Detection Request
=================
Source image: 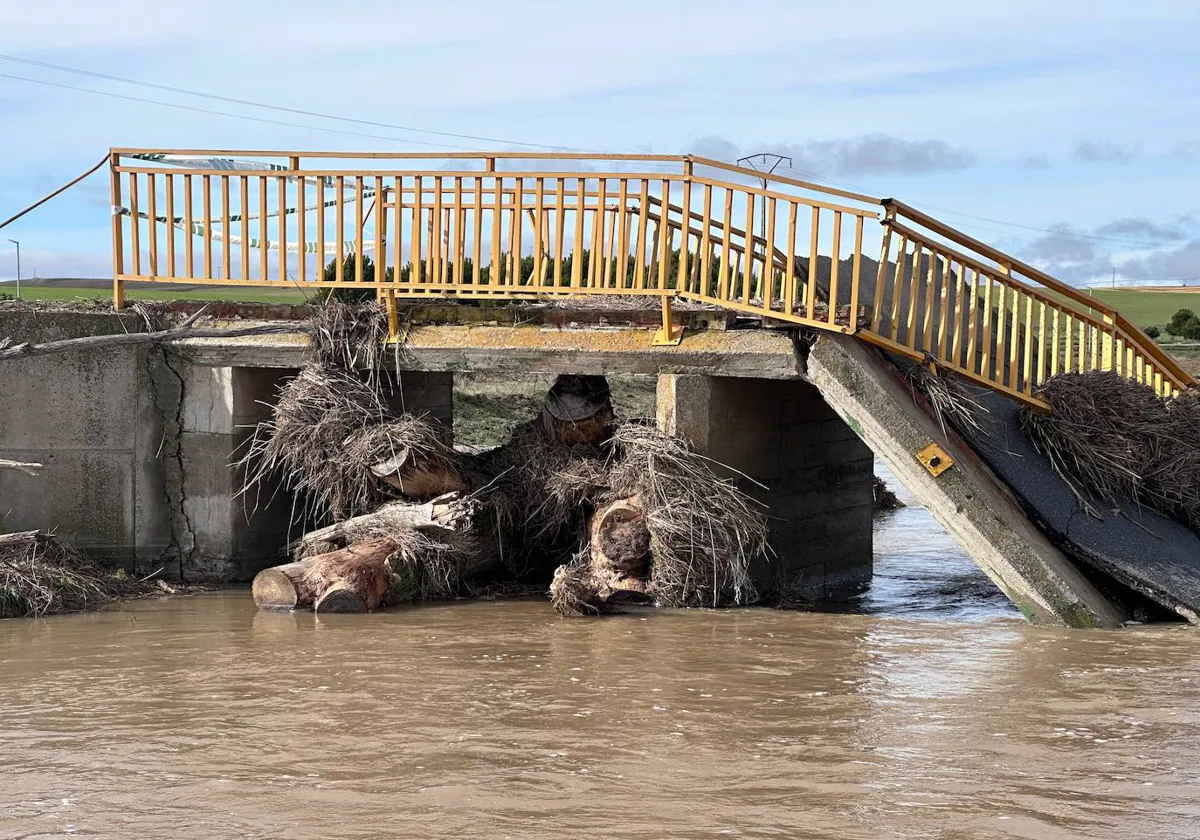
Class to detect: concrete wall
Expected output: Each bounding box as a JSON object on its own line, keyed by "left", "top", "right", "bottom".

{"left": 0, "top": 310, "right": 454, "bottom": 581}
{"left": 657, "top": 374, "right": 874, "bottom": 602}
{"left": 174, "top": 364, "right": 299, "bottom": 580}
{"left": 0, "top": 311, "right": 167, "bottom": 567}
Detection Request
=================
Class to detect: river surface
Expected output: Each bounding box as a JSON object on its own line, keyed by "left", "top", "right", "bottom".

{"left": 3, "top": 463, "right": 1200, "bottom": 839}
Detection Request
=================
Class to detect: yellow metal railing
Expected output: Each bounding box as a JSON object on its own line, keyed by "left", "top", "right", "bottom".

{"left": 865, "top": 201, "right": 1195, "bottom": 404}
{"left": 108, "top": 149, "right": 1194, "bottom": 408}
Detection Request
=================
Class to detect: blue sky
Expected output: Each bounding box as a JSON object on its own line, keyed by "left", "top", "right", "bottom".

{"left": 0, "top": 0, "right": 1197, "bottom": 285}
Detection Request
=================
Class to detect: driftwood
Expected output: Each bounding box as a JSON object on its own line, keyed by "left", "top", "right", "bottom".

{"left": 251, "top": 560, "right": 312, "bottom": 610}
{"left": 0, "top": 305, "right": 307, "bottom": 362}
{"left": 0, "top": 459, "right": 43, "bottom": 476}
{"left": 540, "top": 374, "right": 615, "bottom": 446}
{"left": 370, "top": 449, "right": 469, "bottom": 499}
{"left": 588, "top": 497, "right": 651, "bottom": 596}
{"left": 0, "top": 529, "right": 42, "bottom": 549}
{"left": 290, "top": 493, "right": 469, "bottom": 557}
{"left": 253, "top": 538, "right": 396, "bottom": 612}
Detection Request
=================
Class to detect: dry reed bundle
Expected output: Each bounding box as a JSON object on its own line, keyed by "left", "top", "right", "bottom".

{"left": 309, "top": 300, "right": 388, "bottom": 376}
{"left": 606, "top": 423, "right": 767, "bottom": 608}
{"left": 241, "top": 363, "right": 390, "bottom": 523}
{"left": 480, "top": 420, "right": 609, "bottom": 556}
{"left": 548, "top": 553, "right": 613, "bottom": 617}
{"left": 906, "top": 364, "right": 991, "bottom": 438}
{"left": 0, "top": 531, "right": 115, "bottom": 617}
{"left": 1163, "top": 390, "right": 1200, "bottom": 532}
{"left": 1023, "top": 371, "right": 1200, "bottom": 531}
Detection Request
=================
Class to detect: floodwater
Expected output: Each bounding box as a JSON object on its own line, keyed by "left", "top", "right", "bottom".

{"left": 3, "top": 464, "right": 1200, "bottom": 839}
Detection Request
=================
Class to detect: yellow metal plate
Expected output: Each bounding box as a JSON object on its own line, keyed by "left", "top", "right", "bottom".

{"left": 651, "top": 325, "right": 684, "bottom": 346}
{"left": 916, "top": 443, "right": 953, "bottom": 477}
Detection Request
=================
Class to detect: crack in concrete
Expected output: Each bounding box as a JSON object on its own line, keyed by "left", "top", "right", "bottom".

{"left": 147, "top": 345, "right": 196, "bottom": 581}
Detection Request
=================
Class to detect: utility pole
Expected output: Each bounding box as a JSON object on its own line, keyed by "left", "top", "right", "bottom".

{"left": 1112, "top": 266, "right": 1116, "bottom": 291}
{"left": 6, "top": 239, "right": 19, "bottom": 300}
{"left": 736, "top": 153, "right": 791, "bottom": 251}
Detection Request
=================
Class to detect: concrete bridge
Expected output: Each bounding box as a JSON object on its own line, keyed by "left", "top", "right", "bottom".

{"left": 1, "top": 149, "right": 1197, "bottom": 627}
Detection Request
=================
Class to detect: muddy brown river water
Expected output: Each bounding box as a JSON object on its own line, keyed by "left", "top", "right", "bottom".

{"left": 3, "top": 465, "right": 1200, "bottom": 839}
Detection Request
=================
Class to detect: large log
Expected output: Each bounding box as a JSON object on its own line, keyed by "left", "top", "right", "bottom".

{"left": 588, "top": 497, "right": 652, "bottom": 597}
{"left": 251, "top": 560, "right": 312, "bottom": 610}
{"left": 305, "top": 538, "right": 395, "bottom": 613}
{"left": 541, "top": 374, "right": 615, "bottom": 446}
{"left": 370, "top": 449, "right": 468, "bottom": 500}
{"left": 252, "top": 538, "right": 396, "bottom": 612}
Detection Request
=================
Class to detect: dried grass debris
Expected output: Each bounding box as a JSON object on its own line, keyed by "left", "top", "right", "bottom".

{"left": 309, "top": 300, "right": 388, "bottom": 376}
{"left": 241, "top": 363, "right": 391, "bottom": 523}
{"left": 1023, "top": 371, "right": 1200, "bottom": 531}
{"left": 0, "top": 531, "right": 122, "bottom": 618}
{"left": 606, "top": 423, "right": 768, "bottom": 609}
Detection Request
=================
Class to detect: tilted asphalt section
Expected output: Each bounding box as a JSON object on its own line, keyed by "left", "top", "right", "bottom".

{"left": 957, "top": 391, "right": 1200, "bottom": 622}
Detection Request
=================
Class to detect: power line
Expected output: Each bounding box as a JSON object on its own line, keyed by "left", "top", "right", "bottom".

{"left": 1, "top": 54, "right": 1190, "bottom": 254}
{"left": 0, "top": 72, "right": 480, "bottom": 150}
{"left": 0, "top": 53, "right": 582, "bottom": 152}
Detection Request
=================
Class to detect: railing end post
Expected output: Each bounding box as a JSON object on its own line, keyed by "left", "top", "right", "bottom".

{"left": 384, "top": 289, "right": 400, "bottom": 342}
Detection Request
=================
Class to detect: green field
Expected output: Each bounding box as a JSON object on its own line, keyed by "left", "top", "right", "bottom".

{"left": 6, "top": 285, "right": 308, "bottom": 304}
{"left": 7, "top": 281, "right": 1200, "bottom": 333}
{"left": 1077, "top": 289, "right": 1200, "bottom": 330}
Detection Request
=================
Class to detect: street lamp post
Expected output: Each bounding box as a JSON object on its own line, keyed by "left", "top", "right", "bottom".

{"left": 6, "top": 239, "right": 19, "bottom": 300}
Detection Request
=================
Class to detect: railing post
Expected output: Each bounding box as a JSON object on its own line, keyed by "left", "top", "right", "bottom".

{"left": 290, "top": 156, "right": 304, "bottom": 285}
{"left": 1102, "top": 314, "right": 1115, "bottom": 372}
{"left": 109, "top": 152, "right": 125, "bottom": 310}
{"left": 385, "top": 289, "right": 400, "bottom": 342}
{"left": 652, "top": 294, "right": 684, "bottom": 346}
{"left": 679, "top": 159, "right": 692, "bottom": 294}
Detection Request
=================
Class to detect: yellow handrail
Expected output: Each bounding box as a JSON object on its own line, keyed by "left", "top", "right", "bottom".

{"left": 109, "top": 149, "right": 1194, "bottom": 408}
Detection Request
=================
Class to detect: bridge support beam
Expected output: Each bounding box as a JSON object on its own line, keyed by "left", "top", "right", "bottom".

{"left": 804, "top": 332, "right": 1126, "bottom": 628}
{"left": 656, "top": 373, "right": 875, "bottom": 602}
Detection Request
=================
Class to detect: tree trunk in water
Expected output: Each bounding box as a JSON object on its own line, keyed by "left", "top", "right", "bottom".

{"left": 252, "top": 538, "right": 396, "bottom": 612}
{"left": 314, "top": 582, "right": 369, "bottom": 613}
{"left": 588, "top": 497, "right": 652, "bottom": 598}
{"left": 251, "top": 561, "right": 312, "bottom": 610}
{"left": 541, "top": 374, "right": 615, "bottom": 446}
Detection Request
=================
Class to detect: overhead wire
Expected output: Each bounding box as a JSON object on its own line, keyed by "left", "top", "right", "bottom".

{"left": 0, "top": 72, "right": 483, "bottom": 150}
{"left": 0, "top": 53, "right": 584, "bottom": 152}
{"left": 0, "top": 56, "right": 1192, "bottom": 264}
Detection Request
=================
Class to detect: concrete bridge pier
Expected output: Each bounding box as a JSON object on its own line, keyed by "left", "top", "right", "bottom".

{"left": 656, "top": 374, "right": 876, "bottom": 602}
